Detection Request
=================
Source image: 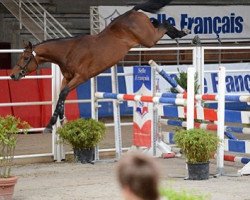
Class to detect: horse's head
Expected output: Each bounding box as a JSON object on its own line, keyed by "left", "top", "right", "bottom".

{"left": 10, "top": 41, "right": 38, "bottom": 81}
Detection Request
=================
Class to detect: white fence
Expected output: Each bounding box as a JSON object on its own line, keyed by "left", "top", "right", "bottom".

{"left": 0, "top": 46, "right": 250, "bottom": 162}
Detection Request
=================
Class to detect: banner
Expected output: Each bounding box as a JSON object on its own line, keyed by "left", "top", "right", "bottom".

{"left": 98, "top": 6, "right": 250, "bottom": 42}
{"left": 133, "top": 66, "right": 153, "bottom": 147}
{"left": 125, "top": 63, "right": 250, "bottom": 95}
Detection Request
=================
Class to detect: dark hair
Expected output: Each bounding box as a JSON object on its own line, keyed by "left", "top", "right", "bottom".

{"left": 117, "top": 153, "right": 160, "bottom": 200}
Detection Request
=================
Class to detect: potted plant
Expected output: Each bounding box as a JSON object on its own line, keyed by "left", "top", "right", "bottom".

{"left": 174, "top": 128, "right": 219, "bottom": 180}
{"left": 0, "top": 115, "right": 29, "bottom": 200}
{"left": 57, "top": 118, "right": 106, "bottom": 164}
{"left": 170, "top": 68, "right": 199, "bottom": 94}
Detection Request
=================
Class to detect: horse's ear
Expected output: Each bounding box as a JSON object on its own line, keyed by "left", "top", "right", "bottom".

{"left": 23, "top": 40, "right": 33, "bottom": 49}
{"left": 28, "top": 41, "right": 33, "bottom": 49}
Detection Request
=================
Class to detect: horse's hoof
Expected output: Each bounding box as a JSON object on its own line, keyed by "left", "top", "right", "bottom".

{"left": 43, "top": 127, "right": 53, "bottom": 134}
{"left": 182, "top": 28, "right": 191, "bottom": 35}
{"left": 178, "top": 28, "right": 190, "bottom": 38}
{"left": 60, "top": 117, "right": 68, "bottom": 126}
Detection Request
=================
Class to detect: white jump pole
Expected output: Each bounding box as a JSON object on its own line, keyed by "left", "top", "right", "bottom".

{"left": 111, "top": 65, "right": 122, "bottom": 159}
{"left": 91, "top": 76, "right": 100, "bottom": 160}
{"left": 56, "top": 64, "right": 64, "bottom": 162}
{"left": 51, "top": 63, "right": 56, "bottom": 160}
{"left": 216, "top": 66, "right": 226, "bottom": 175}
{"left": 51, "top": 63, "right": 63, "bottom": 162}
{"left": 186, "top": 67, "right": 195, "bottom": 130}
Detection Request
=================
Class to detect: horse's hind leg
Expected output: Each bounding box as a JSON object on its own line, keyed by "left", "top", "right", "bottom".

{"left": 161, "top": 21, "right": 190, "bottom": 39}
{"left": 150, "top": 18, "right": 160, "bottom": 28}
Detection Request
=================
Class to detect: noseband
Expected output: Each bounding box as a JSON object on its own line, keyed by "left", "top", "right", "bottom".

{"left": 17, "top": 50, "right": 38, "bottom": 77}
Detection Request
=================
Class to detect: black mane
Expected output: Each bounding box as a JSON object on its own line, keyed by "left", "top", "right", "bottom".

{"left": 34, "top": 34, "right": 84, "bottom": 47}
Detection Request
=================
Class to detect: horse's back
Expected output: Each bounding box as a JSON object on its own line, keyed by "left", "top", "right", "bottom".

{"left": 108, "top": 10, "right": 151, "bottom": 32}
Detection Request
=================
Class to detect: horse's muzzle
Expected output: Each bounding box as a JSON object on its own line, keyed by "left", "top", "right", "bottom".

{"left": 10, "top": 74, "right": 21, "bottom": 81}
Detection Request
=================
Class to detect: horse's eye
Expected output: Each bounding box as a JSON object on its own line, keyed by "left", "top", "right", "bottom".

{"left": 24, "top": 57, "right": 29, "bottom": 61}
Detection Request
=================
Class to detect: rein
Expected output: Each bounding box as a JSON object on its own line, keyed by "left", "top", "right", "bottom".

{"left": 17, "top": 50, "right": 39, "bottom": 76}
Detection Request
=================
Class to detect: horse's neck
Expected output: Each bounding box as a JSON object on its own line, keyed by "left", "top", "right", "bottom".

{"left": 35, "top": 41, "right": 66, "bottom": 65}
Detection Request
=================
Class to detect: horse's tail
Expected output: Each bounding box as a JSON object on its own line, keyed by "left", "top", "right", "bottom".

{"left": 133, "top": 0, "right": 173, "bottom": 13}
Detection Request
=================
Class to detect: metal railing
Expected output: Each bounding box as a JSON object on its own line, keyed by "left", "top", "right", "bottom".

{"left": 0, "top": 0, "right": 72, "bottom": 41}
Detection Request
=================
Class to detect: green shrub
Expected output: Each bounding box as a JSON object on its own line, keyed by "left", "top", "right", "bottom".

{"left": 174, "top": 128, "right": 219, "bottom": 164}
{"left": 160, "top": 187, "right": 208, "bottom": 200}
{"left": 57, "top": 118, "right": 106, "bottom": 149}
{"left": 0, "top": 115, "right": 30, "bottom": 178}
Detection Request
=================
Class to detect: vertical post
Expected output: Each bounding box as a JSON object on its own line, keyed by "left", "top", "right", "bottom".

{"left": 152, "top": 66, "right": 157, "bottom": 156}
{"left": 176, "top": 39, "right": 180, "bottom": 65}
{"left": 51, "top": 63, "right": 56, "bottom": 160}
{"left": 195, "top": 47, "right": 204, "bottom": 94}
{"left": 90, "top": 5, "right": 100, "bottom": 161}
{"left": 200, "top": 47, "right": 205, "bottom": 94}
{"left": 19, "top": 0, "right": 22, "bottom": 30}
{"left": 51, "top": 64, "right": 63, "bottom": 162}
{"left": 44, "top": 11, "right": 47, "bottom": 40}
{"left": 217, "top": 35, "right": 222, "bottom": 64}
{"left": 192, "top": 36, "right": 203, "bottom": 95}
{"left": 91, "top": 77, "right": 99, "bottom": 160}
{"left": 217, "top": 66, "right": 226, "bottom": 175}
{"left": 111, "top": 65, "right": 122, "bottom": 159}
{"left": 186, "top": 67, "right": 195, "bottom": 130}
{"left": 56, "top": 67, "right": 64, "bottom": 161}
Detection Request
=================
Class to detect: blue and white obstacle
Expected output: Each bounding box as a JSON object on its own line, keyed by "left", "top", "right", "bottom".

{"left": 151, "top": 61, "right": 250, "bottom": 175}
{"left": 149, "top": 60, "right": 186, "bottom": 93}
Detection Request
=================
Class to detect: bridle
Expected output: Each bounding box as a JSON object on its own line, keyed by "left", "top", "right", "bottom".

{"left": 16, "top": 50, "right": 38, "bottom": 77}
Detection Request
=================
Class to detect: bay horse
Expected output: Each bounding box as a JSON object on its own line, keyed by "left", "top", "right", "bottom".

{"left": 10, "top": 0, "right": 189, "bottom": 133}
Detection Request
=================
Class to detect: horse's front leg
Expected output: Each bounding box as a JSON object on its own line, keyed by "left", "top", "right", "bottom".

{"left": 43, "top": 74, "right": 82, "bottom": 133}
{"left": 44, "top": 85, "right": 70, "bottom": 133}
{"left": 58, "top": 78, "right": 69, "bottom": 125}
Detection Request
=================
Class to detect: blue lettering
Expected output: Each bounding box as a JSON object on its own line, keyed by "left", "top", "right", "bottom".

{"left": 204, "top": 78, "right": 208, "bottom": 93}
{"left": 244, "top": 75, "right": 250, "bottom": 92}
{"left": 235, "top": 16, "right": 243, "bottom": 33}
{"left": 230, "top": 13, "right": 235, "bottom": 33}
{"left": 211, "top": 73, "right": 218, "bottom": 93}
{"left": 180, "top": 14, "right": 188, "bottom": 30}
{"left": 203, "top": 17, "right": 213, "bottom": 34}
{"left": 194, "top": 17, "right": 203, "bottom": 34}
{"left": 178, "top": 13, "right": 244, "bottom": 35}
{"left": 213, "top": 17, "right": 222, "bottom": 34}
{"left": 157, "top": 14, "right": 176, "bottom": 25}
{"left": 226, "top": 76, "right": 235, "bottom": 92}
{"left": 168, "top": 17, "right": 176, "bottom": 26}
{"left": 234, "top": 75, "right": 244, "bottom": 92}
{"left": 161, "top": 14, "right": 167, "bottom": 22}
{"left": 222, "top": 16, "right": 230, "bottom": 33}
{"left": 157, "top": 14, "right": 161, "bottom": 23}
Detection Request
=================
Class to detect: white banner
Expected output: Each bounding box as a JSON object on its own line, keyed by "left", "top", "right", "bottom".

{"left": 98, "top": 6, "right": 250, "bottom": 41}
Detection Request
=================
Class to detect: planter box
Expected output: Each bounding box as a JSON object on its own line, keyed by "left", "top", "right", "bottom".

{"left": 187, "top": 162, "right": 209, "bottom": 180}
{"left": 73, "top": 148, "right": 95, "bottom": 164}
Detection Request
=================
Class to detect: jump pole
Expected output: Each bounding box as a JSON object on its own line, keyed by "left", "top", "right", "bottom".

{"left": 111, "top": 65, "right": 122, "bottom": 159}
{"left": 216, "top": 66, "right": 226, "bottom": 175}
{"left": 148, "top": 60, "right": 185, "bottom": 93}
{"left": 186, "top": 67, "right": 195, "bottom": 130}
{"left": 91, "top": 75, "right": 100, "bottom": 160}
